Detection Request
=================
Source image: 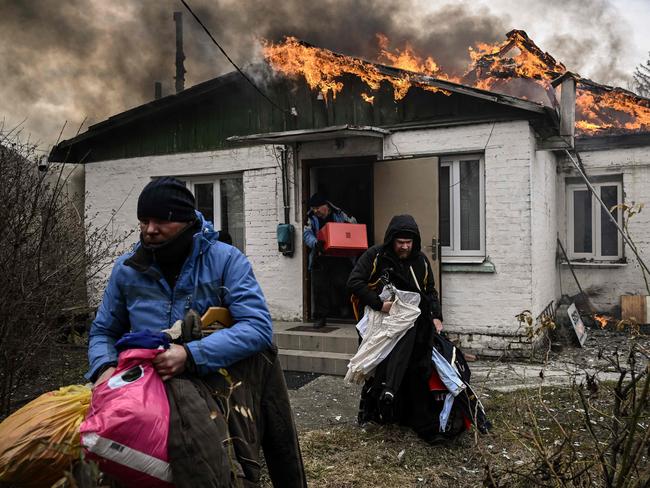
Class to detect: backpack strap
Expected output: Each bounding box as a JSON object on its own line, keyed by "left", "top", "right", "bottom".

{"left": 351, "top": 251, "right": 381, "bottom": 321}
{"left": 408, "top": 265, "right": 422, "bottom": 292}
{"left": 422, "top": 256, "right": 429, "bottom": 290}
{"left": 408, "top": 256, "right": 430, "bottom": 293}
{"left": 367, "top": 252, "right": 381, "bottom": 290}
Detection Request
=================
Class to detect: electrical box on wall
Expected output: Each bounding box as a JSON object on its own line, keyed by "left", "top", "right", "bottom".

{"left": 276, "top": 223, "right": 295, "bottom": 257}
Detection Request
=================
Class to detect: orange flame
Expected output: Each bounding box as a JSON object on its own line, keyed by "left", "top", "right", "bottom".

{"left": 576, "top": 87, "right": 650, "bottom": 134}
{"left": 262, "top": 31, "right": 650, "bottom": 136}
{"left": 593, "top": 314, "right": 611, "bottom": 329}
{"left": 376, "top": 33, "right": 448, "bottom": 78}
{"left": 263, "top": 36, "right": 445, "bottom": 101}
{"left": 360, "top": 93, "right": 375, "bottom": 104}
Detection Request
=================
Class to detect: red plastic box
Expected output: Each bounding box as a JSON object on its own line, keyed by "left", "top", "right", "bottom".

{"left": 317, "top": 223, "right": 368, "bottom": 257}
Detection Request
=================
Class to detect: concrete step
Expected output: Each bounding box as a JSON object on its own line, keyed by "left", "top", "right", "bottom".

{"left": 273, "top": 321, "right": 358, "bottom": 375}
{"left": 273, "top": 321, "right": 359, "bottom": 355}
{"left": 278, "top": 348, "right": 353, "bottom": 376}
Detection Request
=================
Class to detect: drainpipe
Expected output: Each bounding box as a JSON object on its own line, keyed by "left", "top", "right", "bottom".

{"left": 276, "top": 146, "right": 295, "bottom": 257}
{"left": 280, "top": 146, "right": 290, "bottom": 224}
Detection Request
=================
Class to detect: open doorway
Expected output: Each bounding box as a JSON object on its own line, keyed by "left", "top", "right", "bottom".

{"left": 301, "top": 154, "right": 441, "bottom": 324}
{"left": 303, "top": 156, "right": 375, "bottom": 324}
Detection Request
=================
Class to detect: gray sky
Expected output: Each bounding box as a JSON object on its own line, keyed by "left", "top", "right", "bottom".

{"left": 1, "top": 0, "right": 648, "bottom": 152}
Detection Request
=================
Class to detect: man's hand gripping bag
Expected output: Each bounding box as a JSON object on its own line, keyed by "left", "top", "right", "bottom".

{"left": 80, "top": 348, "right": 173, "bottom": 487}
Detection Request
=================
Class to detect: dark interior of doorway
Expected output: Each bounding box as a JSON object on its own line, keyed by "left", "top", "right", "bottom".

{"left": 305, "top": 156, "right": 375, "bottom": 323}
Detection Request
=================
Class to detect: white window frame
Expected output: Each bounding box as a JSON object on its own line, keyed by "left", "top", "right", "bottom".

{"left": 440, "top": 155, "right": 485, "bottom": 262}
{"left": 566, "top": 180, "right": 623, "bottom": 261}
{"left": 183, "top": 177, "right": 223, "bottom": 229}
{"left": 174, "top": 173, "right": 245, "bottom": 252}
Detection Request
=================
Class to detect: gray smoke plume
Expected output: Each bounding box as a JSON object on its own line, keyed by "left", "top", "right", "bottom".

{"left": 0, "top": 0, "right": 636, "bottom": 148}
{"left": 513, "top": 0, "right": 631, "bottom": 84}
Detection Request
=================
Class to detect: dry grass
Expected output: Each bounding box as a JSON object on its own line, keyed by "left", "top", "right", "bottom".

{"left": 298, "top": 423, "right": 478, "bottom": 487}
{"left": 261, "top": 384, "right": 649, "bottom": 488}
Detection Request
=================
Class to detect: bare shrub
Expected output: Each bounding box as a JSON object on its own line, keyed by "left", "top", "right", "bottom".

{"left": 480, "top": 340, "right": 650, "bottom": 487}
{"left": 0, "top": 128, "right": 130, "bottom": 416}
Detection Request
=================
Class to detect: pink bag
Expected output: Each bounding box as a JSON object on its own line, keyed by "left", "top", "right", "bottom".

{"left": 80, "top": 348, "right": 172, "bottom": 487}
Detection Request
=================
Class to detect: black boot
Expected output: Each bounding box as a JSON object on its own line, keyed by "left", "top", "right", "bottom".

{"left": 378, "top": 388, "right": 395, "bottom": 423}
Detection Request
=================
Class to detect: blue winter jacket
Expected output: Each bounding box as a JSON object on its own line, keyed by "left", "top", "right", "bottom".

{"left": 303, "top": 202, "right": 356, "bottom": 270}
{"left": 87, "top": 211, "right": 273, "bottom": 380}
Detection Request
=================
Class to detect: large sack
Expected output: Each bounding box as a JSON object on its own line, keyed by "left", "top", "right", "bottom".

{"left": 80, "top": 348, "right": 172, "bottom": 488}
{"left": 0, "top": 384, "right": 91, "bottom": 487}
{"left": 346, "top": 286, "right": 421, "bottom": 384}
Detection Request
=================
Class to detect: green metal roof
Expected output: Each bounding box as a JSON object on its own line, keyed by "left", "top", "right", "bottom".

{"left": 49, "top": 62, "right": 558, "bottom": 164}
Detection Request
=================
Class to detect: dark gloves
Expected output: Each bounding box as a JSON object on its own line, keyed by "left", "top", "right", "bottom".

{"left": 181, "top": 309, "right": 203, "bottom": 343}
{"left": 315, "top": 240, "right": 325, "bottom": 255}
{"left": 162, "top": 308, "right": 203, "bottom": 344}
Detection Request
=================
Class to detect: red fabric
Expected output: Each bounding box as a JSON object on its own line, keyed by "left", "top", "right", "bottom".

{"left": 428, "top": 370, "right": 447, "bottom": 391}
{"left": 429, "top": 370, "right": 473, "bottom": 431}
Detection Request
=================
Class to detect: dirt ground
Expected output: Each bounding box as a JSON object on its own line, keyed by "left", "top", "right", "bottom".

{"left": 4, "top": 327, "right": 649, "bottom": 487}
{"left": 288, "top": 327, "right": 650, "bottom": 431}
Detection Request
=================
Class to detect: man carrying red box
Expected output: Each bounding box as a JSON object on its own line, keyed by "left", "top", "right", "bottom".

{"left": 303, "top": 193, "right": 357, "bottom": 329}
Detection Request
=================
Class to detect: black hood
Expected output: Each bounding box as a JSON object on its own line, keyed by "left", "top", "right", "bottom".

{"left": 383, "top": 214, "right": 421, "bottom": 253}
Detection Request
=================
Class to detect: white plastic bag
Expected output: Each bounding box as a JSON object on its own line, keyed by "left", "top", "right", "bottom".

{"left": 346, "top": 285, "right": 421, "bottom": 384}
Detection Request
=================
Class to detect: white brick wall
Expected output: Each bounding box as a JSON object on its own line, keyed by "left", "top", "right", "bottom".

{"left": 557, "top": 146, "right": 650, "bottom": 312}
{"left": 85, "top": 146, "right": 304, "bottom": 320}
{"left": 531, "top": 150, "right": 559, "bottom": 316}
{"left": 86, "top": 120, "right": 606, "bottom": 354}
{"left": 384, "top": 121, "right": 541, "bottom": 339}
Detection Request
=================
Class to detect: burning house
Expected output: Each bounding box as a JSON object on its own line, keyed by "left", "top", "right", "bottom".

{"left": 49, "top": 29, "right": 650, "bottom": 364}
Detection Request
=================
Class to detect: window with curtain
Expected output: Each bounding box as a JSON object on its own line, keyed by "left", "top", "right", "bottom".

{"left": 567, "top": 180, "right": 622, "bottom": 261}
{"left": 440, "top": 155, "right": 485, "bottom": 261}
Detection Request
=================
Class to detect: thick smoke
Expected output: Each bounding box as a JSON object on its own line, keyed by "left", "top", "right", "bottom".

{"left": 0, "top": 0, "right": 638, "bottom": 148}
{"left": 511, "top": 0, "right": 631, "bottom": 84}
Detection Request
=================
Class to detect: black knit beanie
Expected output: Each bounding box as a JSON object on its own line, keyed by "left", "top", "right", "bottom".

{"left": 394, "top": 231, "right": 416, "bottom": 240}
{"left": 308, "top": 192, "right": 327, "bottom": 208}
{"left": 137, "top": 177, "right": 196, "bottom": 222}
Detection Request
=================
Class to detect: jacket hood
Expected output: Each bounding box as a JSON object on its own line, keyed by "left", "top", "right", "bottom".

{"left": 383, "top": 214, "right": 421, "bottom": 253}
{"left": 195, "top": 210, "right": 218, "bottom": 244}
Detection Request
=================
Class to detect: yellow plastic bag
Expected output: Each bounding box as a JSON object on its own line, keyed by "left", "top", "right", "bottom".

{"left": 0, "top": 384, "right": 91, "bottom": 487}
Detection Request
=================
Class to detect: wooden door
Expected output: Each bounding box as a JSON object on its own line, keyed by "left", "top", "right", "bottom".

{"left": 373, "top": 156, "right": 441, "bottom": 295}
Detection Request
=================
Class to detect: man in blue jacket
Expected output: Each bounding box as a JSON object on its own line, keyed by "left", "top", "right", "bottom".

{"left": 88, "top": 177, "right": 273, "bottom": 385}
{"left": 303, "top": 192, "right": 356, "bottom": 329}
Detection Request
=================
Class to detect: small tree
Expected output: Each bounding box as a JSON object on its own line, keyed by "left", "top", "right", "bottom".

{"left": 0, "top": 127, "right": 130, "bottom": 416}
{"left": 633, "top": 52, "right": 650, "bottom": 98}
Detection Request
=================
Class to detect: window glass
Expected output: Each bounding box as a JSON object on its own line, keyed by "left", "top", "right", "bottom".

{"left": 220, "top": 178, "right": 245, "bottom": 250}
{"left": 573, "top": 189, "right": 592, "bottom": 253}
{"left": 440, "top": 165, "right": 451, "bottom": 247}
{"left": 600, "top": 185, "right": 619, "bottom": 256}
{"left": 459, "top": 160, "right": 481, "bottom": 251}
{"left": 195, "top": 183, "right": 214, "bottom": 224}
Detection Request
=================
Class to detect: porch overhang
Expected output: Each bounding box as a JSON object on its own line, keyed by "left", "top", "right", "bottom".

{"left": 227, "top": 125, "right": 390, "bottom": 144}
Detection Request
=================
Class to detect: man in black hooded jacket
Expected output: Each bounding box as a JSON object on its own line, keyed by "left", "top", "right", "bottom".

{"left": 347, "top": 214, "right": 444, "bottom": 443}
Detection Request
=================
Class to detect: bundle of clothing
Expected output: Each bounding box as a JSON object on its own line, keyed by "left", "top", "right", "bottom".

{"left": 349, "top": 285, "right": 490, "bottom": 443}
{"left": 83, "top": 313, "right": 306, "bottom": 488}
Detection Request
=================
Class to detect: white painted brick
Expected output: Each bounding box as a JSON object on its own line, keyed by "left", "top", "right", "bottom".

{"left": 85, "top": 121, "right": 650, "bottom": 357}
{"left": 380, "top": 122, "right": 562, "bottom": 353}
{"left": 85, "top": 146, "right": 304, "bottom": 321}
{"left": 557, "top": 147, "right": 650, "bottom": 313}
